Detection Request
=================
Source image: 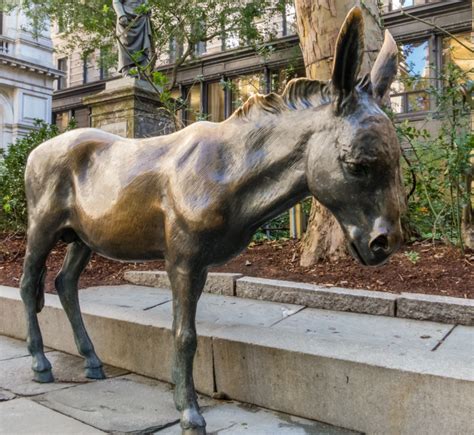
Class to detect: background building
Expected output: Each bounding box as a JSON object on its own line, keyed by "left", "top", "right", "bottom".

{"left": 51, "top": 0, "right": 472, "bottom": 132}
{"left": 0, "top": 9, "right": 61, "bottom": 150}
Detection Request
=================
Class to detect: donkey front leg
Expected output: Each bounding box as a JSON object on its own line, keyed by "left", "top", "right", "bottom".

{"left": 167, "top": 263, "right": 207, "bottom": 434}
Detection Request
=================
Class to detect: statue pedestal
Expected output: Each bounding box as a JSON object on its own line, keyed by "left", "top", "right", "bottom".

{"left": 83, "top": 78, "right": 175, "bottom": 138}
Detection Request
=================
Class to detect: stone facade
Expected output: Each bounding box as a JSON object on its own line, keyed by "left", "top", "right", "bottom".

{"left": 0, "top": 10, "right": 61, "bottom": 150}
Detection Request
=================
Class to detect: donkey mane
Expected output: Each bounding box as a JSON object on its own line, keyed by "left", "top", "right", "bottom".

{"left": 231, "top": 75, "right": 372, "bottom": 121}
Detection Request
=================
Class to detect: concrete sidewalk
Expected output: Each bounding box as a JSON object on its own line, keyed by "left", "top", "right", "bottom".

{"left": 0, "top": 336, "right": 356, "bottom": 434}
{"left": 0, "top": 284, "right": 472, "bottom": 434}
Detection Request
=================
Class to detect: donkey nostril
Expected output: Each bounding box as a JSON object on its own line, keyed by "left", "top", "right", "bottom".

{"left": 370, "top": 234, "right": 389, "bottom": 253}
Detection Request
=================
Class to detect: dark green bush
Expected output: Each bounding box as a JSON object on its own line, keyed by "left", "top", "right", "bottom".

{"left": 0, "top": 119, "right": 76, "bottom": 231}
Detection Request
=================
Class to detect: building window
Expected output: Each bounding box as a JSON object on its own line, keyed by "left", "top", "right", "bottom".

{"left": 271, "top": 67, "right": 304, "bottom": 93}
{"left": 57, "top": 18, "right": 66, "bottom": 34}
{"left": 184, "top": 84, "right": 201, "bottom": 124}
{"left": 99, "top": 48, "right": 109, "bottom": 80}
{"left": 282, "top": 2, "right": 296, "bottom": 37}
{"left": 194, "top": 41, "right": 207, "bottom": 56}
{"left": 72, "top": 108, "right": 90, "bottom": 128}
{"left": 231, "top": 73, "right": 264, "bottom": 111}
{"left": 57, "top": 57, "right": 68, "bottom": 90}
{"left": 390, "top": 39, "right": 431, "bottom": 113}
{"left": 169, "top": 37, "right": 184, "bottom": 63}
{"left": 169, "top": 87, "right": 186, "bottom": 123}
{"left": 442, "top": 32, "right": 473, "bottom": 80}
{"left": 55, "top": 110, "right": 71, "bottom": 131}
{"left": 222, "top": 30, "right": 240, "bottom": 51}
{"left": 382, "top": 0, "right": 443, "bottom": 13}
{"left": 82, "top": 56, "right": 89, "bottom": 84}
{"left": 0, "top": 11, "right": 8, "bottom": 54}
{"left": 207, "top": 81, "right": 225, "bottom": 122}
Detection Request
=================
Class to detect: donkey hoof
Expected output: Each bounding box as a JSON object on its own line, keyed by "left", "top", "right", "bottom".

{"left": 181, "top": 408, "right": 206, "bottom": 433}
{"left": 33, "top": 369, "right": 54, "bottom": 383}
{"left": 85, "top": 366, "right": 106, "bottom": 380}
{"left": 182, "top": 428, "right": 206, "bottom": 435}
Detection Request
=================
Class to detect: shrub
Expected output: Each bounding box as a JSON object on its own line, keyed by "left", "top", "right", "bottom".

{"left": 398, "top": 62, "right": 473, "bottom": 251}
{"left": 0, "top": 119, "right": 76, "bottom": 232}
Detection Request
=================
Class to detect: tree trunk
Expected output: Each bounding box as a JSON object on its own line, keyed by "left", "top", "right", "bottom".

{"left": 294, "top": 0, "right": 385, "bottom": 266}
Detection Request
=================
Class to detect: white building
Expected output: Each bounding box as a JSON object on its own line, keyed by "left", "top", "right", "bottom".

{"left": 0, "top": 9, "right": 61, "bottom": 150}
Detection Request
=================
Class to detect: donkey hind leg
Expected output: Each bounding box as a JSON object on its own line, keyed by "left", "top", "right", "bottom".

{"left": 168, "top": 263, "right": 208, "bottom": 433}
{"left": 55, "top": 240, "right": 105, "bottom": 379}
{"left": 20, "top": 230, "right": 57, "bottom": 383}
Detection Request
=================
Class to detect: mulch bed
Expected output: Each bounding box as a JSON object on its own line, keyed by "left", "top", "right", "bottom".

{"left": 1, "top": 232, "right": 472, "bottom": 299}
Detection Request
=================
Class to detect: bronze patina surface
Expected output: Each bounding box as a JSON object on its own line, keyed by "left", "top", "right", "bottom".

{"left": 21, "top": 8, "right": 401, "bottom": 434}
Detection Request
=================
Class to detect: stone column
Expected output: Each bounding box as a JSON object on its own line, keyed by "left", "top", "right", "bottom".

{"left": 83, "top": 78, "right": 175, "bottom": 138}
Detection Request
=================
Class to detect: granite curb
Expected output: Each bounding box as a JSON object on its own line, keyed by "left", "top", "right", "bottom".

{"left": 124, "top": 271, "right": 473, "bottom": 325}
{"left": 124, "top": 270, "right": 242, "bottom": 296}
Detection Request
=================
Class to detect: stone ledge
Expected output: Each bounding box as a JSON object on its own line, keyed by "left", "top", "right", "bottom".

{"left": 236, "top": 276, "right": 397, "bottom": 317}
{"left": 0, "top": 285, "right": 472, "bottom": 434}
{"left": 124, "top": 271, "right": 242, "bottom": 296}
{"left": 0, "top": 286, "right": 214, "bottom": 396}
{"left": 212, "top": 332, "right": 473, "bottom": 435}
{"left": 397, "top": 293, "right": 474, "bottom": 326}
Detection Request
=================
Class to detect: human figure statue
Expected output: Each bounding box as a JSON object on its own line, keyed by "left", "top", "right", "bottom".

{"left": 112, "top": 0, "right": 152, "bottom": 77}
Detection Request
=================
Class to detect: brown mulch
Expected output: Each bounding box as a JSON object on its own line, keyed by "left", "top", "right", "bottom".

{"left": 0, "top": 232, "right": 472, "bottom": 299}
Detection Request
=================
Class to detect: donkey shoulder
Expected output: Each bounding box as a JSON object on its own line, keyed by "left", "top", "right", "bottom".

{"left": 165, "top": 122, "right": 239, "bottom": 232}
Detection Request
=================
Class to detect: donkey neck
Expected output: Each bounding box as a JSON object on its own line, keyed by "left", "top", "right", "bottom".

{"left": 224, "top": 108, "right": 322, "bottom": 229}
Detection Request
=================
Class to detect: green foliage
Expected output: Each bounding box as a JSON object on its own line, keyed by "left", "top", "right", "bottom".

{"left": 0, "top": 120, "right": 76, "bottom": 231}
{"left": 404, "top": 250, "right": 420, "bottom": 264}
{"left": 398, "top": 62, "right": 473, "bottom": 251}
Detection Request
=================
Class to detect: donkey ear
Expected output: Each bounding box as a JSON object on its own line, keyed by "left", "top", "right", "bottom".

{"left": 371, "top": 30, "right": 398, "bottom": 104}
{"left": 331, "top": 7, "right": 364, "bottom": 113}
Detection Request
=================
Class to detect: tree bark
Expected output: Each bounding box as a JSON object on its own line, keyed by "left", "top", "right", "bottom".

{"left": 294, "top": 0, "right": 385, "bottom": 266}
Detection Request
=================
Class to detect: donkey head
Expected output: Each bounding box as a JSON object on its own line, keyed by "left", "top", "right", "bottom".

{"left": 306, "top": 7, "right": 402, "bottom": 266}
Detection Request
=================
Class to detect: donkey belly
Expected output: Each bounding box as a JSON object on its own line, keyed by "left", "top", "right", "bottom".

{"left": 72, "top": 213, "right": 166, "bottom": 262}
{"left": 70, "top": 181, "right": 167, "bottom": 262}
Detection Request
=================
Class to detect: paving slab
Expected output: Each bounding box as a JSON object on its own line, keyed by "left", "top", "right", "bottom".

{"left": 272, "top": 307, "right": 452, "bottom": 353}
{"left": 0, "top": 398, "right": 104, "bottom": 434}
{"left": 80, "top": 284, "right": 172, "bottom": 310}
{"left": 0, "top": 348, "right": 127, "bottom": 396}
{"left": 0, "top": 389, "right": 15, "bottom": 402}
{"left": 33, "top": 374, "right": 211, "bottom": 433}
{"left": 0, "top": 335, "right": 52, "bottom": 361}
{"left": 149, "top": 291, "right": 304, "bottom": 328}
{"left": 157, "top": 402, "right": 359, "bottom": 434}
{"left": 434, "top": 325, "right": 474, "bottom": 364}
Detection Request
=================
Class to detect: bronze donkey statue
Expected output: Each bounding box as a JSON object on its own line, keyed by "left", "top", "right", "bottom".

{"left": 21, "top": 7, "right": 401, "bottom": 433}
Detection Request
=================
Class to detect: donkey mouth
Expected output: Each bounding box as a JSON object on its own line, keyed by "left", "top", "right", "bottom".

{"left": 349, "top": 242, "right": 367, "bottom": 266}
{"left": 350, "top": 241, "right": 392, "bottom": 267}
